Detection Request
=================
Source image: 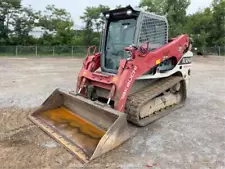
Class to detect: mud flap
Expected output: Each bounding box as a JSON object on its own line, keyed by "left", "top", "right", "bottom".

{"left": 28, "top": 89, "right": 130, "bottom": 163}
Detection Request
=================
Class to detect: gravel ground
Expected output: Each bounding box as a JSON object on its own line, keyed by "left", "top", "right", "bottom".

{"left": 0, "top": 56, "right": 224, "bottom": 169}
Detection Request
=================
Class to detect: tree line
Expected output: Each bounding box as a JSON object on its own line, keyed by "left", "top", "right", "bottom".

{"left": 0, "top": 0, "right": 224, "bottom": 48}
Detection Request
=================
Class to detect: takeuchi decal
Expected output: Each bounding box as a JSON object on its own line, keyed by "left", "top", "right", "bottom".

{"left": 121, "top": 66, "right": 138, "bottom": 100}
{"left": 179, "top": 57, "right": 192, "bottom": 65}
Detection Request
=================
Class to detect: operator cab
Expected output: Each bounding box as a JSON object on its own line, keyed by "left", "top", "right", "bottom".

{"left": 101, "top": 6, "right": 168, "bottom": 74}
{"left": 102, "top": 6, "right": 139, "bottom": 73}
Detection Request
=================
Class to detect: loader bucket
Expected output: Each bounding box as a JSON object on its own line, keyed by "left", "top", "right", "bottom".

{"left": 28, "top": 89, "right": 130, "bottom": 163}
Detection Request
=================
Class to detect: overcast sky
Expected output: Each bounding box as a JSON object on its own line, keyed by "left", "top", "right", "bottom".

{"left": 22, "top": 0, "right": 213, "bottom": 28}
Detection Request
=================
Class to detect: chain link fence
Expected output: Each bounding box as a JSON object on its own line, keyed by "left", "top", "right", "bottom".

{"left": 194, "top": 46, "right": 225, "bottom": 56}
{"left": 0, "top": 46, "right": 90, "bottom": 57}
{"left": 0, "top": 45, "right": 224, "bottom": 57}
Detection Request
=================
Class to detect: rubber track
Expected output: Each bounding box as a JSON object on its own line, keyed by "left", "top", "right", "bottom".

{"left": 125, "top": 76, "right": 184, "bottom": 126}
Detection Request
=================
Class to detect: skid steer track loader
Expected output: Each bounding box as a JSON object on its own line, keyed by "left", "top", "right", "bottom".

{"left": 29, "top": 6, "right": 193, "bottom": 163}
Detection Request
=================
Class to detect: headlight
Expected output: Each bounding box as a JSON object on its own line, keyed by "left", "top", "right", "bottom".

{"left": 127, "top": 10, "right": 132, "bottom": 15}
{"left": 105, "top": 14, "right": 110, "bottom": 19}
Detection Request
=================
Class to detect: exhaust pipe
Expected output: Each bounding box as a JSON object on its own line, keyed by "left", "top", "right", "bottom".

{"left": 28, "top": 89, "right": 130, "bottom": 163}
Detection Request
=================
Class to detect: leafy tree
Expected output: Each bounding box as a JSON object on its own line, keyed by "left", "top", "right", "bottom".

{"left": 184, "top": 8, "right": 213, "bottom": 48}
{"left": 211, "top": 0, "right": 225, "bottom": 46}
{"left": 38, "top": 32, "right": 55, "bottom": 45}
{"left": 11, "top": 6, "right": 38, "bottom": 45}
{"left": 38, "top": 5, "right": 74, "bottom": 45}
{"left": 81, "top": 5, "right": 110, "bottom": 32}
{"left": 184, "top": 0, "right": 225, "bottom": 48}
{"left": 71, "top": 30, "right": 85, "bottom": 46}
{"left": 139, "top": 0, "right": 190, "bottom": 37}
{"left": 165, "top": 0, "right": 190, "bottom": 37}
{"left": 80, "top": 5, "right": 110, "bottom": 46}
{"left": 139, "top": 0, "right": 166, "bottom": 15}
{"left": 0, "top": 0, "right": 21, "bottom": 45}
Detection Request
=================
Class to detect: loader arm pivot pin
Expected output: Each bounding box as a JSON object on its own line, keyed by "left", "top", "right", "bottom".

{"left": 78, "top": 88, "right": 82, "bottom": 94}
{"left": 107, "top": 98, "right": 111, "bottom": 105}
{"left": 107, "top": 84, "right": 116, "bottom": 105}
{"left": 78, "top": 77, "right": 87, "bottom": 94}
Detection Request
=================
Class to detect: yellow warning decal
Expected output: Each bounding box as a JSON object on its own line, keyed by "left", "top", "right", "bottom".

{"left": 156, "top": 59, "right": 161, "bottom": 65}
{"left": 83, "top": 71, "right": 87, "bottom": 76}
{"left": 112, "top": 76, "right": 118, "bottom": 82}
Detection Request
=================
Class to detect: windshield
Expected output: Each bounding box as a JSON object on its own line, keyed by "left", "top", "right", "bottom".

{"left": 104, "top": 18, "right": 137, "bottom": 71}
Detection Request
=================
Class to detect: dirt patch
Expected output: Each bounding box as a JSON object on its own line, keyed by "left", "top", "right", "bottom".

{"left": 0, "top": 107, "right": 35, "bottom": 134}
{"left": 0, "top": 107, "right": 83, "bottom": 169}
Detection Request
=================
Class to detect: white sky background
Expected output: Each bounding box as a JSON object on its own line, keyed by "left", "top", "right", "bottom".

{"left": 22, "top": 0, "right": 213, "bottom": 28}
